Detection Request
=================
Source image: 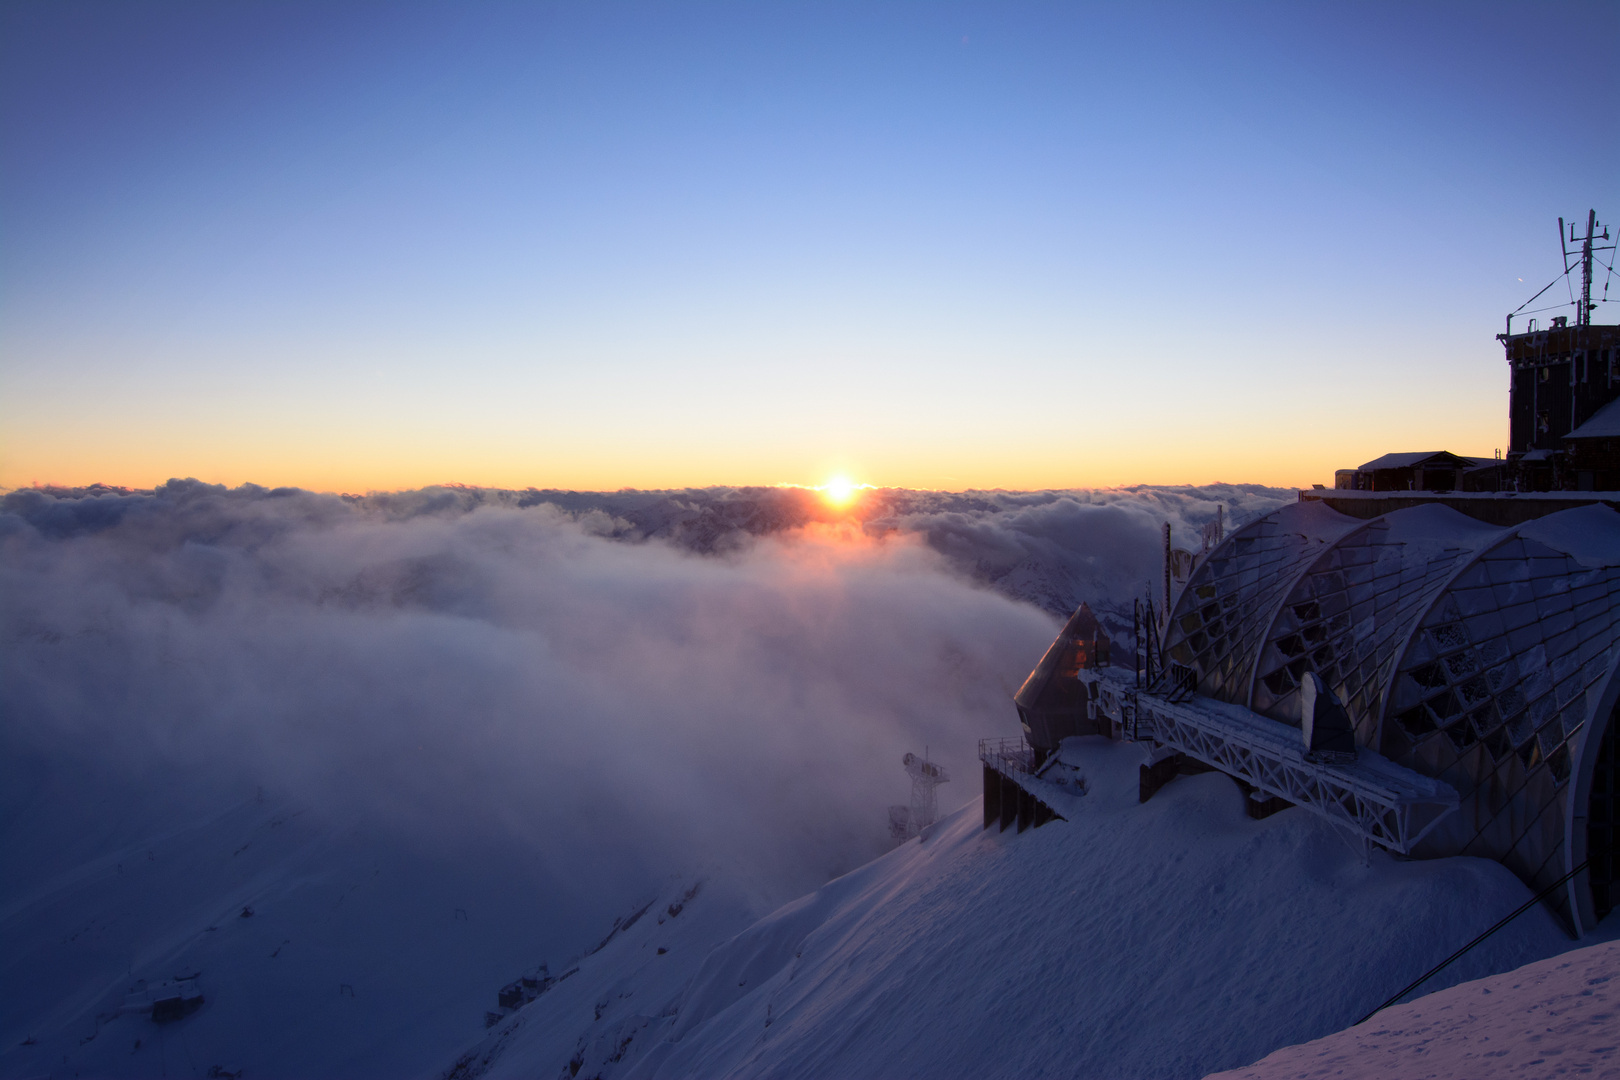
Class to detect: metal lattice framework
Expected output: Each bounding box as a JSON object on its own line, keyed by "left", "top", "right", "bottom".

{"left": 903, "top": 752, "right": 949, "bottom": 836}
{"left": 1250, "top": 515, "right": 1491, "bottom": 741}
{"left": 1165, "top": 502, "right": 1361, "bottom": 701}
{"left": 1095, "top": 670, "right": 1459, "bottom": 854}
{"left": 1382, "top": 531, "right": 1620, "bottom": 898}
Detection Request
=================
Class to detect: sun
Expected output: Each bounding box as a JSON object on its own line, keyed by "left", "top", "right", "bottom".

{"left": 820, "top": 475, "right": 859, "bottom": 507}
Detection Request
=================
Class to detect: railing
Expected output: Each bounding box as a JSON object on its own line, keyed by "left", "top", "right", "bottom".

{"left": 979, "top": 737, "right": 1034, "bottom": 775}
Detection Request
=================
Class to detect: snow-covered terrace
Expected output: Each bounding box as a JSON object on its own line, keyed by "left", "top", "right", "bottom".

{"left": 1091, "top": 667, "right": 1459, "bottom": 854}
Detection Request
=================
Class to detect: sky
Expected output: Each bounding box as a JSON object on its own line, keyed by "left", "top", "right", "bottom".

{"left": 2, "top": 1, "right": 1617, "bottom": 493}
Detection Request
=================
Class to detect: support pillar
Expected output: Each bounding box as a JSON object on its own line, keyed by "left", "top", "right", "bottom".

{"left": 1000, "top": 774, "right": 1018, "bottom": 832}
{"left": 983, "top": 765, "right": 1001, "bottom": 830}
{"left": 1139, "top": 753, "right": 1183, "bottom": 803}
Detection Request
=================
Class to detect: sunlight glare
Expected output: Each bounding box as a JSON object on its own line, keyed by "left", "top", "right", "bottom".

{"left": 821, "top": 475, "right": 858, "bottom": 507}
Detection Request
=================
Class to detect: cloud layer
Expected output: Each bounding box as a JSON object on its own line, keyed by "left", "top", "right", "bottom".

{"left": 0, "top": 485, "right": 1079, "bottom": 896}
{"left": 2, "top": 480, "right": 1291, "bottom": 882}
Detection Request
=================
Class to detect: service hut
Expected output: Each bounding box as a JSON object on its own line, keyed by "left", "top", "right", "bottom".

{"left": 1335, "top": 451, "right": 1484, "bottom": 493}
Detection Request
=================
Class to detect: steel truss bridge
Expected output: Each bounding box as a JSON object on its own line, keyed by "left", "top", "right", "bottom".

{"left": 1090, "top": 669, "right": 1458, "bottom": 855}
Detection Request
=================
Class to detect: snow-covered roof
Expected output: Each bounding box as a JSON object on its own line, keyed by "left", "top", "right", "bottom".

{"left": 1563, "top": 395, "right": 1620, "bottom": 440}
{"left": 1164, "top": 500, "right": 1620, "bottom": 931}
{"left": 1518, "top": 502, "right": 1620, "bottom": 566}
{"left": 1355, "top": 451, "right": 1475, "bottom": 472}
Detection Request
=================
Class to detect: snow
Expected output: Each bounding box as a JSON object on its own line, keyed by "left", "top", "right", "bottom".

{"left": 1208, "top": 938, "right": 1620, "bottom": 1079}
{"left": 0, "top": 766, "right": 719, "bottom": 1080}
{"left": 445, "top": 737, "right": 1593, "bottom": 1080}
{"left": 1564, "top": 396, "right": 1620, "bottom": 441}
{"left": 1376, "top": 502, "right": 1504, "bottom": 548}
{"left": 1518, "top": 502, "right": 1620, "bottom": 567}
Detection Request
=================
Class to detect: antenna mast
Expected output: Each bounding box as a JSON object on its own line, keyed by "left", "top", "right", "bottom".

{"left": 1505, "top": 211, "right": 1612, "bottom": 335}
{"left": 1578, "top": 209, "right": 1598, "bottom": 325}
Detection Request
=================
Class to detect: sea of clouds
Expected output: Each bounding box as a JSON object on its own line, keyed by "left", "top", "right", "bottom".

{"left": 1, "top": 480, "right": 1291, "bottom": 902}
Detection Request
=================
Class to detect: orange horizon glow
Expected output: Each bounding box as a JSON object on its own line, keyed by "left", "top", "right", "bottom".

{"left": 0, "top": 391, "right": 1503, "bottom": 497}
{"left": 0, "top": 318, "right": 1508, "bottom": 501}
{"left": 0, "top": 437, "right": 1484, "bottom": 496}
{"left": 0, "top": 348, "right": 1509, "bottom": 497}
{"left": 0, "top": 457, "right": 1405, "bottom": 497}
{"left": 0, "top": 463, "right": 1333, "bottom": 497}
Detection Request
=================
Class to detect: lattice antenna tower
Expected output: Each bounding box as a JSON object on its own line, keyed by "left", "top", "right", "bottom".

{"left": 903, "top": 750, "right": 950, "bottom": 836}
{"left": 1561, "top": 210, "right": 1613, "bottom": 326}
{"left": 1507, "top": 209, "right": 1615, "bottom": 333}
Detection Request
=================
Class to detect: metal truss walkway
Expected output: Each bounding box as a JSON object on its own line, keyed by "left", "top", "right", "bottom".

{"left": 1089, "top": 669, "right": 1458, "bottom": 854}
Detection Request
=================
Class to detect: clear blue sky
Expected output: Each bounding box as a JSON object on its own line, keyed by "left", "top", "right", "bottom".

{"left": 2, "top": 1, "right": 1616, "bottom": 491}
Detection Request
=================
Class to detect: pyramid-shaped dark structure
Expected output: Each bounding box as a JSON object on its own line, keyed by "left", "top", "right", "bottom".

{"left": 1014, "top": 601, "right": 1111, "bottom": 751}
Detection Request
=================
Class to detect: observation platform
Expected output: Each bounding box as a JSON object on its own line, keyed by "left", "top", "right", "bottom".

{"left": 978, "top": 738, "right": 1067, "bottom": 833}
{"left": 1088, "top": 668, "right": 1459, "bottom": 855}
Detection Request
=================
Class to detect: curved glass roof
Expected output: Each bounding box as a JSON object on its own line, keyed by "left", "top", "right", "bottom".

{"left": 1164, "top": 500, "right": 1620, "bottom": 927}
{"left": 1383, "top": 527, "right": 1620, "bottom": 907}
{"left": 1250, "top": 507, "right": 1502, "bottom": 740}
{"left": 1165, "top": 501, "right": 1359, "bottom": 702}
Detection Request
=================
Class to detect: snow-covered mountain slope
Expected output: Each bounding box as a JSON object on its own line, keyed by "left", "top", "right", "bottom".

{"left": 1208, "top": 938, "right": 1620, "bottom": 1080}
{"left": 443, "top": 737, "right": 1596, "bottom": 1080}
{"left": 0, "top": 757, "right": 769, "bottom": 1080}
{"left": 438, "top": 875, "right": 768, "bottom": 1080}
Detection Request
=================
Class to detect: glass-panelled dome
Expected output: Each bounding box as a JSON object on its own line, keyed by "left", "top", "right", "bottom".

{"left": 1249, "top": 507, "right": 1502, "bottom": 741}
{"left": 1380, "top": 514, "right": 1620, "bottom": 929}
{"left": 1166, "top": 501, "right": 1360, "bottom": 702}
{"left": 1164, "top": 500, "right": 1620, "bottom": 932}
